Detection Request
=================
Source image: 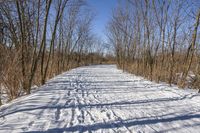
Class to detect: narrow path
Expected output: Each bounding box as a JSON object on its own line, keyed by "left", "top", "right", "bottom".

{"left": 0, "top": 65, "right": 200, "bottom": 133}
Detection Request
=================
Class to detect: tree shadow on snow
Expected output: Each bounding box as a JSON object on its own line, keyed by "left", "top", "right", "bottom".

{"left": 24, "top": 113, "right": 200, "bottom": 133}
{"left": 0, "top": 93, "right": 198, "bottom": 118}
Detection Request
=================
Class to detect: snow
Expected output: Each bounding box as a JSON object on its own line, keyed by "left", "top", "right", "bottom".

{"left": 0, "top": 65, "right": 200, "bottom": 133}
{"left": 0, "top": 85, "right": 38, "bottom": 105}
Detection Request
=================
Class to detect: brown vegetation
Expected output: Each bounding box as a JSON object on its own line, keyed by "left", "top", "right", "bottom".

{"left": 0, "top": 0, "right": 109, "bottom": 105}
{"left": 107, "top": 0, "right": 200, "bottom": 91}
{"left": 0, "top": 0, "right": 199, "bottom": 105}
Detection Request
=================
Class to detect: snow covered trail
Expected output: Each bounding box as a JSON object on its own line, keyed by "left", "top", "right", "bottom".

{"left": 0, "top": 65, "right": 200, "bottom": 133}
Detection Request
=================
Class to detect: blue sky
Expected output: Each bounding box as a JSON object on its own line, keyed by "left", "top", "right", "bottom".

{"left": 86, "top": 0, "right": 118, "bottom": 41}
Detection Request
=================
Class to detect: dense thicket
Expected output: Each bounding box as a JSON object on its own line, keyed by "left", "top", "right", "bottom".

{"left": 0, "top": 0, "right": 107, "bottom": 105}
{"left": 107, "top": 0, "right": 200, "bottom": 91}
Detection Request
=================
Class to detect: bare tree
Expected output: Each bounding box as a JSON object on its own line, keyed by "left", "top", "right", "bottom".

{"left": 108, "top": 0, "right": 200, "bottom": 91}
{"left": 0, "top": 0, "right": 100, "bottom": 105}
{"left": 180, "top": 10, "right": 200, "bottom": 88}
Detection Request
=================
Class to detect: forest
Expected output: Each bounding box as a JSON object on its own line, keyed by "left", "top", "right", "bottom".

{"left": 0, "top": 0, "right": 112, "bottom": 105}
{"left": 0, "top": 0, "right": 199, "bottom": 105}
{"left": 107, "top": 0, "right": 200, "bottom": 91}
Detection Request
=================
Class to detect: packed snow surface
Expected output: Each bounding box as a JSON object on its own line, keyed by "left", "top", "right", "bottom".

{"left": 0, "top": 65, "right": 200, "bottom": 133}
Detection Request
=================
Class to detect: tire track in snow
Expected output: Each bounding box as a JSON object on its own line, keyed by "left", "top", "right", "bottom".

{"left": 69, "top": 100, "right": 76, "bottom": 126}
{"left": 66, "top": 72, "right": 86, "bottom": 127}
{"left": 77, "top": 71, "right": 90, "bottom": 125}
{"left": 55, "top": 108, "right": 61, "bottom": 121}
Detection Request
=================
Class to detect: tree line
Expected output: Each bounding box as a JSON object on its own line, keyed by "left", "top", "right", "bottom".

{"left": 107, "top": 0, "right": 200, "bottom": 92}
{"left": 0, "top": 0, "right": 199, "bottom": 105}
{"left": 0, "top": 0, "right": 108, "bottom": 105}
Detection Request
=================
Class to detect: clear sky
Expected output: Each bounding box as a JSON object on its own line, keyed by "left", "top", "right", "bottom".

{"left": 86, "top": 0, "right": 118, "bottom": 41}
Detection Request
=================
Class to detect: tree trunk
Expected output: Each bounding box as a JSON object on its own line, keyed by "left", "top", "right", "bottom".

{"left": 179, "top": 10, "right": 200, "bottom": 87}
{"left": 42, "top": 0, "right": 68, "bottom": 84}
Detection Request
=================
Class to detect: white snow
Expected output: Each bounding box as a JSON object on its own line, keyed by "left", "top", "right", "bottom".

{"left": 0, "top": 65, "right": 200, "bottom": 133}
